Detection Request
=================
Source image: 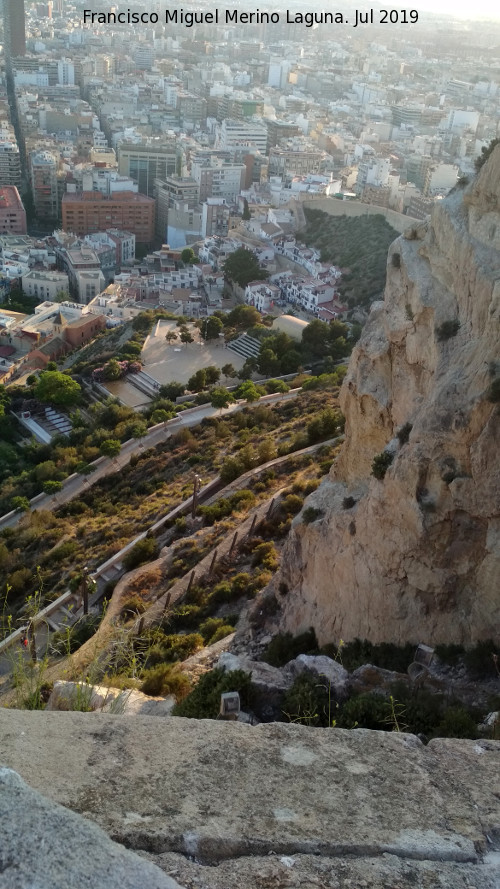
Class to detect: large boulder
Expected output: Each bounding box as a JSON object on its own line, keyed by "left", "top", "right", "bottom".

{"left": 284, "top": 654, "right": 350, "bottom": 701}
{"left": 217, "top": 651, "right": 294, "bottom": 721}
{"left": 45, "top": 680, "right": 175, "bottom": 716}
{"left": 0, "top": 767, "right": 184, "bottom": 889}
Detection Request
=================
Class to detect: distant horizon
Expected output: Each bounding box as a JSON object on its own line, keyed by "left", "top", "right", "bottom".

{"left": 413, "top": 0, "right": 500, "bottom": 20}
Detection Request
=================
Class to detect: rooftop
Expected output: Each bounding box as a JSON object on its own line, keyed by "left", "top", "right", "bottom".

{"left": 0, "top": 187, "right": 24, "bottom": 210}
{"left": 62, "top": 191, "right": 154, "bottom": 204}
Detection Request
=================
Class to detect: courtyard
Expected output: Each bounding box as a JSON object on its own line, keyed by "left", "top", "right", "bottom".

{"left": 139, "top": 319, "right": 247, "bottom": 385}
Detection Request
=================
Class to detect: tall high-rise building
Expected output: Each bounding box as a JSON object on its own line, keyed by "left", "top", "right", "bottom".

{"left": 3, "top": 0, "right": 26, "bottom": 61}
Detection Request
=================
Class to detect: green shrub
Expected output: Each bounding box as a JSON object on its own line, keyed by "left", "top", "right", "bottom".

{"left": 251, "top": 542, "right": 279, "bottom": 571}
{"left": 166, "top": 605, "right": 203, "bottom": 632}
{"left": 262, "top": 629, "right": 319, "bottom": 667}
{"left": 172, "top": 668, "right": 253, "bottom": 719}
{"left": 282, "top": 673, "right": 333, "bottom": 726}
{"left": 435, "top": 643, "right": 465, "bottom": 666}
{"left": 371, "top": 451, "right": 394, "bottom": 480}
{"left": 337, "top": 693, "right": 392, "bottom": 730}
{"left": 120, "top": 595, "right": 147, "bottom": 620}
{"left": 433, "top": 706, "right": 477, "bottom": 739}
{"left": 145, "top": 633, "right": 204, "bottom": 667}
{"left": 140, "top": 662, "right": 191, "bottom": 700}
{"left": 208, "top": 623, "right": 236, "bottom": 644}
{"left": 436, "top": 319, "right": 460, "bottom": 341}
{"left": 51, "top": 614, "right": 101, "bottom": 655}
{"left": 321, "top": 638, "right": 415, "bottom": 673}
{"left": 281, "top": 494, "right": 303, "bottom": 517}
{"left": 199, "top": 617, "right": 234, "bottom": 645}
{"left": 302, "top": 507, "right": 323, "bottom": 524}
{"left": 464, "top": 639, "right": 500, "bottom": 678}
{"left": 43, "top": 540, "right": 78, "bottom": 565}
{"left": 122, "top": 537, "right": 158, "bottom": 570}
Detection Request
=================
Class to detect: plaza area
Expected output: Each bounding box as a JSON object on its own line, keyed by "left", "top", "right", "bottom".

{"left": 139, "top": 319, "right": 247, "bottom": 386}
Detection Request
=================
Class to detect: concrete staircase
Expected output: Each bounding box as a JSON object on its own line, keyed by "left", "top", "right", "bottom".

{"left": 127, "top": 370, "right": 160, "bottom": 398}
{"left": 226, "top": 333, "right": 261, "bottom": 360}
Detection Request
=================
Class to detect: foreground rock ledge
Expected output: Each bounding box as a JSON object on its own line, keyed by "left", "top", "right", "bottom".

{"left": 0, "top": 767, "right": 184, "bottom": 889}
{"left": 1, "top": 712, "right": 499, "bottom": 888}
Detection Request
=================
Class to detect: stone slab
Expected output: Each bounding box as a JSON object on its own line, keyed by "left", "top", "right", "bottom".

{"left": 0, "top": 767, "right": 184, "bottom": 889}
{"left": 0, "top": 711, "right": 499, "bottom": 888}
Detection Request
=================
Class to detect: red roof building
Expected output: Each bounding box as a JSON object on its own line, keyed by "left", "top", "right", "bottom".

{"left": 0, "top": 187, "right": 27, "bottom": 235}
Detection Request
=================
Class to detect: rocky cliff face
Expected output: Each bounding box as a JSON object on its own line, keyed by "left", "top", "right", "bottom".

{"left": 277, "top": 147, "right": 500, "bottom": 647}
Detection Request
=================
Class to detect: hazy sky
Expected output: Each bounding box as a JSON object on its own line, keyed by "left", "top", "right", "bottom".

{"left": 415, "top": 0, "right": 500, "bottom": 20}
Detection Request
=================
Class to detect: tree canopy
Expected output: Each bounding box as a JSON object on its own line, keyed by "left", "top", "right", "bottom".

{"left": 35, "top": 371, "right": 81, "bottom": 407}
{"left": 181, "top": 247, "right": 198, "bottom": 265}
{"left": 210, "top": 387, "right": 235, "bottom": 412}
{"left": 202, "top": 315, "right": 224, "bottom": 340}
{"left": 223, "top": 248, "right": 269, "bottom": 289}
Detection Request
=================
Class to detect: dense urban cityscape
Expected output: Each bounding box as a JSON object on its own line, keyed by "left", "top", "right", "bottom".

{"left": 1, "top": 4, "right": 500, "bottom": 886}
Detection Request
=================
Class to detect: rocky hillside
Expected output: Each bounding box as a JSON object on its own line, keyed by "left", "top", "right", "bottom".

{"left": 276, "top": 147, "right": 500, "bottom": 647}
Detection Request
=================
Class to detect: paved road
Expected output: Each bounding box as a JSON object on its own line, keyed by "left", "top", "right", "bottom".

{"left": 0, "top": 391, "right": 300, "bottom": 530}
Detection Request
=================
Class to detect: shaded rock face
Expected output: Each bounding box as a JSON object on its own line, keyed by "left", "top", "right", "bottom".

{"left": 278, "top": 147, "right": 500, "bottom": 647}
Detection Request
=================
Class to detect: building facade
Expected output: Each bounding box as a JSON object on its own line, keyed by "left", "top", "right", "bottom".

{"left": 61, "top": 192, "right": 155, "bottom": 243}
{"left": 0, "top": 186, "right": 27, "bottom": 234}
{"left": 3, "top": 0, "right": 26, "bottom": 63}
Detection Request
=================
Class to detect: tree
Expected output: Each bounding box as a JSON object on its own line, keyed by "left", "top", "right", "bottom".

{"left": 223, "top": 248, "right": 269, "bottom": 289}
{"left": 242, "top": 198, "right": 251, "bottom": 221}
{"left": 221, "top": 363, "right": 237, "bottom": 381}
{"left": 203, "top": 315, "right": 223, "bottom": 340}
{"left": 12, "top": 496, "right": 30, "bottom": 512}
{"left": 35, "top": 371, "right": 81, "bottom": 407}
{"left": 54, "top": 290, "right": 69, "bottom": 303}
{"left": 100, "top": 439, "right": 121, "bottom": 459}
{"left": 475, "top": 138, "right": 500, "bottom": 171}
{"left": 43, "top": 480, "right": 63, "bottom": 496}
{"left": 150, "top": 408, "right": 173, "bottom": 424}
{"left": 165, "top": 330, "right": 178, "bottom": 345}
{"left": 301, "top": 320, "right": 331, "bottom": 358}
{"left": 236, "top": 380, "right": 260, "bottom": 403}
{"left": 210, "top": 387, "right": 234, "bottom": 413}
{"left": 205, "top": 366, "right": 221, "bottom": 386}
{"left": 159, "top": 382, "right": 185, "bottom": 400}
{"left": 180, "top": 329, "right": 194, "bottom": 347}
{"left": 226, "top": 304, "right": 262, "bottom": 329}
{"left": 188, "top": 369, "right": 207, "bottom": 392}
{"left": 181, "top": 247, "right": 198, "bottom": 265}
{"left": 265, "top": 379, "right": 289, "bottom": 394}
{"left": 102, "top": 358, "right": 123, "bottom": 381}
{"left": 258, "top": 347, "right": 280, "bottom": 377}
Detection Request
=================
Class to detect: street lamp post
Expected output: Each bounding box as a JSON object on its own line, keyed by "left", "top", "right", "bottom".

{"left": 192, "top": 475, "right": 201, "bottom": 519}
{"left": 82, "top": 566, "right": 89, "bottom": 615}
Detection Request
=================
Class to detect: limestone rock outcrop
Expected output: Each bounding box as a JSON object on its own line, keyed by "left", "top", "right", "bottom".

{"left": 45, "top": 680, "right": 176, "bottom": 715}
{"left": 277, "top": 147, "right": 500, "bottom": 646}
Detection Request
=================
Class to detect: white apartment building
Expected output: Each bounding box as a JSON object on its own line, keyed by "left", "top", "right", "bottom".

{"left": 192, "top": 156, "right": 245, "bottom": 202}
{"left": 218, "top": 119, "right": 268, "bottom": 154}
{"left": 22, "top": 270, "right": 70, "bottom": 302}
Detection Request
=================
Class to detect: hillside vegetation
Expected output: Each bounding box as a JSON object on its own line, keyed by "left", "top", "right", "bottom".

{"left": 300, "top": 208, "right": 398, "bottom": 308}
